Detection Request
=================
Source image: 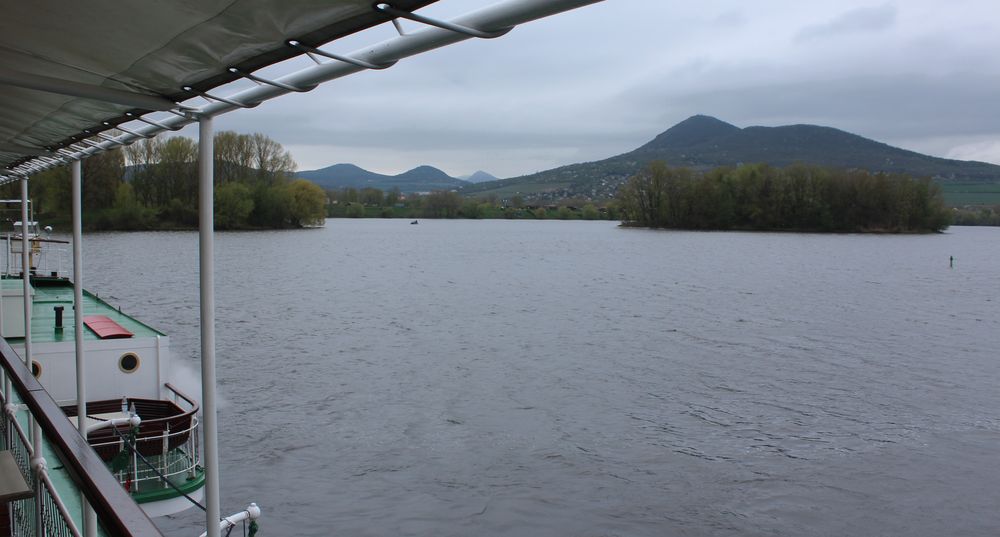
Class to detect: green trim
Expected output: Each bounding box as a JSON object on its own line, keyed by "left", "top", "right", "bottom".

{"left": 132, "top": 469, "right": 205, "bottom": 504}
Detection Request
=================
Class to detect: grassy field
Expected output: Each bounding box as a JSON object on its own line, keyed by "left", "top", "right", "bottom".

{"left": 940, "top": 182, "right": 1000, "bottom": 207}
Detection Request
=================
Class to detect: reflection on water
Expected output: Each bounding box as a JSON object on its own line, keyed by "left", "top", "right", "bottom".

{"left": 79, "top": 221, "right": 1000, "bottom": 536}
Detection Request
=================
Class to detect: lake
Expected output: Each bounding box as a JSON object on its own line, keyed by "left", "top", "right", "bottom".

{"left": 76, "top": 220, "right": 1000, "bottom": 536}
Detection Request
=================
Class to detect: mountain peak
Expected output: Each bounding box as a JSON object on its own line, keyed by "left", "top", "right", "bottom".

{"left": 295, "top": 163, "right": 467, "bottom": 191}
{"left": 465, "top": 170, "right": 499, "bottom": 183}
{"left": 639, "top": 115, "right": 741, "bottom": 151}
{"left": 400, "top": 165, "right": 453, "bottom": 181}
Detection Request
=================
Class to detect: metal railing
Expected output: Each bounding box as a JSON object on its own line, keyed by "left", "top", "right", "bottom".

{"left": 4, "top": 235, "right": 69, "bottom": 278}
{"left": 2, "top": 397, "right": 80, "bottom": 537}
{"left": 0, "top": 336, "right": 164, "bottom": 537}
{"left": 38, "top": 471, "right": 82, "bottom": 537}
{"left": 90, "top": 415, "right": 201, "bottom": 493}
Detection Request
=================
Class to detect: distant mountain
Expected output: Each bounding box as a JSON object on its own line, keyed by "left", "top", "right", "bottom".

{"left": 461, "top": 170, "right": 499, "bottom": 183}
{"left": 461, "top": 115, "right": 1000, "bottom": 201}
{"left": 296, "top": 164, "right": 468, "bottom": 192}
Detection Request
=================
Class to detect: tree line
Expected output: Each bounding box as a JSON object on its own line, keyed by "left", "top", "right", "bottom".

{"left": 326, "top": 187, "right": 620, "bottom": 220}
{"left": 617, "top": 161, "right": 951, "bottom": 232}
{"left": 951, "top": 206, "right": 1000, "bottom": 226}
{"left": 5, "top": 131, "right": 325, "bottom": 230}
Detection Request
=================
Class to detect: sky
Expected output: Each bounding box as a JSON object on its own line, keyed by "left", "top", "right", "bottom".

{"left": 187, "top": 0, "right": 1000, "bottom": 179}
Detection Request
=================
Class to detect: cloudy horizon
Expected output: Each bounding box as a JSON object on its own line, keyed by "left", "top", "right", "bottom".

{"left": 179, "top": 0, "right": 1000, "bottom": 179}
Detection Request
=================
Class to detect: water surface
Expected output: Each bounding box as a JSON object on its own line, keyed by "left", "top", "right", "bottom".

{"left": 79, "top": 221, "right": 1000, "bottom": 536}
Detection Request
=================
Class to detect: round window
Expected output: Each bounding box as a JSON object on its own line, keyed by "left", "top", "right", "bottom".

{"left": 31, "top": 361, "right": 41, "bottom": 378}
{"left": 119, "top": 353, "right": 140, "bottom": 373}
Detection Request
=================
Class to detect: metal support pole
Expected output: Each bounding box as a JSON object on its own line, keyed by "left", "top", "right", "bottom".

{"left": 20, "top": 176, "right": 43, "bottom": 533}
{"left": 71, "top": 159, "right": 97, "bottom": 537}
{"left": 20, "top": 177, "right": 32, "bottom": 364}
{"left": 198, "top": 115, "right": 221, "bottom": 537}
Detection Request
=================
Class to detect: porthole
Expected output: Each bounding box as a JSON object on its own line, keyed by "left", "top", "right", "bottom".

{"left": 119, "top": 353, "right": 140, "bottom": 374}
{"left": 31, "top": 361, "right": 41, "bottom": 378}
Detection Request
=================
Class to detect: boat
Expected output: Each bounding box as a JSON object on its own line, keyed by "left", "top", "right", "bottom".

{"left": 0, "top": 204, "right": 206, "bottom": 518}
{"left": 0, "top": 2, "right": 600, "bottom": 536}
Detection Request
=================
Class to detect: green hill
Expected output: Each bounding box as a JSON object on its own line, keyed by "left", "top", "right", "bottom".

{"left": 461, "top": 115, "right": 1000, "bottom": 201}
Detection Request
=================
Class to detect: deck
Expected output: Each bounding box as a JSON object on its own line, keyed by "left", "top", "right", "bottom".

{"left": 2, "top": 278, "right": 162, "bottom": 344}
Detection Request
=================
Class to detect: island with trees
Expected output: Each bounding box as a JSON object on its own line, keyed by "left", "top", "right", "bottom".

{"left": 617, "top": 161, "right": 952, "bottom": 233}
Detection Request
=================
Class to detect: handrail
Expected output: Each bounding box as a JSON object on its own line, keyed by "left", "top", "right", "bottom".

{"left": 38, "top": 470, "right": 83, "bottom": 537}
{"left": 4, "top": 402, "right": 35, "bottom": 458}
{"left": 0, "top": 337, "right": 164, "bottom": 537}
{"left": 164, "top": 382, "right": 200, "bottom": 413}
{"left": 89, "top": 418, "right": 196, "bottom": 449}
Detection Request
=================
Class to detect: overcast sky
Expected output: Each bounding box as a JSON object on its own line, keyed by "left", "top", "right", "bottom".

{"left": 197, "top": 0, "right": 1000, "bottom": 179}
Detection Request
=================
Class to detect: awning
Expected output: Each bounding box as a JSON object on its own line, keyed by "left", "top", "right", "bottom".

{"left": 0, "top": 0, "right": 434, "bottom": 171}
{"left": 0, "top": 0, "right": 602, "bottom": 179}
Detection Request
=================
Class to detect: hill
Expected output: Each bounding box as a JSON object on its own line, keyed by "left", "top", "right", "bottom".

{"left": 461, "top": 170, "right": 500, "bottom": 183}
{"left": 296, "top": 163, "right": 468, "bottom": 192}
{"left": 461, "top": 115, "right": 1000, "bottom": 201}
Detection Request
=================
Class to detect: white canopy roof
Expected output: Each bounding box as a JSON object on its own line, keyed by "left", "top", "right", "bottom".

{"left": 0, "top": 0, "right": 434, "bottom": 170}
{"left": 0, "top": 0, "right": 601, "bottom": 179}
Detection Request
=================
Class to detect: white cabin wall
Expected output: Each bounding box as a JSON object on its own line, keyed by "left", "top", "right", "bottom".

{"left": 19, "top": 337, "right": 164, "bottom": 405}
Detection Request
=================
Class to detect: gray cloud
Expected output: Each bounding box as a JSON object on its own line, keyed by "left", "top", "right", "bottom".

{"left": 796, "top": 4, "right": 897, "bottom": 42}
{"left": 178, "top": 1, "right": 1000, "bottom": 176}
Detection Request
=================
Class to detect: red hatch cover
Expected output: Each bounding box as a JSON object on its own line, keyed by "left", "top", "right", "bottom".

{"left": 83, "top": 315, "right": 133, "bottom": 339}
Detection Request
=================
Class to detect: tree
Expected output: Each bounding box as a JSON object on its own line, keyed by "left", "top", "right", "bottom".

{"left": 384, "top": 187, "right": 401, "bottom": 206}
{"left": 423, "top": 191, "right": 462, "bottom": 218}
{"left": 619, "top": 161, "right": 669, "bottom": 226}
{"left": 123, "top": 136, "right": 164, "bottom": 205}
{"left": 249, "top": 133, "right": 295, "bottom": 184}
{"left": 83, "top": 148, "right": 125, "bottom": 210}
{"left": 96, "top": 183, "right": 155, "bottom": 230}
{"left": 460, "top": 199, "right": 482, "bottom": 218}
{"left": 250, "top": 183, "right": 292, "bottom": 227}
{"left": 288, "top": 179, "right": 326, "bottom": 227}
{"left": 214, "top": 130, "right": 254, "bottom": 184}
{"left": 345, "top": 203, "right": 365, "bottom": 218}
{"left": 157, "top": 136, "right": 198, "bottom": 207}
{"left": 360, "top": 187, "right": 384, "bottom": 206}
{"left": 215, "top": 182, "right": 254, "bottom": 229}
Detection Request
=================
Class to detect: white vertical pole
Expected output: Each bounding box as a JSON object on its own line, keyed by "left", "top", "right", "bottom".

{"left": 21, "top": 176, "right": 42, "bottom": 534}
{"left": 198, "top": 115, "right": 221, "bottom": 537}
{"left": 19, "top": 177, "right": 32, "bottom": 364}
{"left": 71, "top": 159, "right": 97, "bottom": 537}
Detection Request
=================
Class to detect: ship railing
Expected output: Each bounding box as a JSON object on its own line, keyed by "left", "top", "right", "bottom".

{"left": 2, "top": 396, "right": 60, "bottom": 537}
{"left": 3, "top": 234, "right": 70, "bottom": 278}
{"left": 0, "top": 337, "right": 164, "bottom": 537}
{"left": 89, "top": 416, "right": 202, "bottom": 492}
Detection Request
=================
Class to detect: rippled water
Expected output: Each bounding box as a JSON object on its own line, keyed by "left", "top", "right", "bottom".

{"left": 77, "top": 221, "right": 1000, "bottom": 536}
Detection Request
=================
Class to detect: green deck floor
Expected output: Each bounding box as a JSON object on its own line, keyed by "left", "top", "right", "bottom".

{"left": 3, "top": 278, "right": 162, "bottom": 344}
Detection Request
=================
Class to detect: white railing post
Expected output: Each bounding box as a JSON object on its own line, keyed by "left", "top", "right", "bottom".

{"left": 161, "top": 428, "right": 169, "bottom": 476}
{"left": 198, "top": 114, "right": 221, "bottom": 537}
{"left": 20, "top": 176, "right": 45, "bottom": 535}
{"left": 71, "top": 158, "right": 97, "bottom": 537}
